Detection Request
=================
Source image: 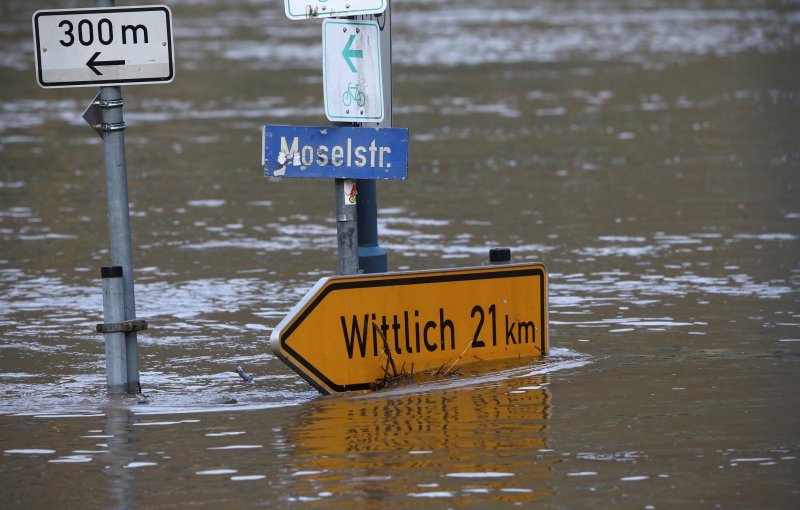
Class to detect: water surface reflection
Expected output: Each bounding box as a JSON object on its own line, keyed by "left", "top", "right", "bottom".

{"left": 0, "top": 363, "right": 564, "bottom": 508}
{"left": 282, "top": 369, "right": 553, "bottom": 506}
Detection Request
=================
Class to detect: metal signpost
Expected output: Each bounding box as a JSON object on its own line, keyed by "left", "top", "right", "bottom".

{"left": 322, "top": 19, "right": 384, "bottom": 123}
{"left": 31, "top": 1, "right": 173, "bottom": 394}
{"left": 271, "top": 264, "right": 549, "bottom": 394}
{"left": 284, "top": 0, "right": 386, "bottom": 20}
{"left": 262, "top": 123, "right": 408, "bottom": 275}
{"left": 271, "top": 2, "right": 396, "bottom": 276}
{"left": 356, "top": 5, "right": 393, "bottom": 273}
{"left": 32, "top": 5, "right": 174, "bottom": 88}
{"left": 270, "top": 0, "right": 549, "bottom": 395}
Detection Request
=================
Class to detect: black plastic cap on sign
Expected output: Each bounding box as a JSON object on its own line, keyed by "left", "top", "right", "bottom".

{"left": 489, "top": 248, "right": 511, "bottom": 264}
{"left": 101, "top": 266, "right": 123, "bottom": 279}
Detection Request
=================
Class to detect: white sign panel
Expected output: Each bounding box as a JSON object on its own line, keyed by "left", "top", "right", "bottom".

{"left": 32, "top": 6, "right": 174, "bottom": 88}
{"left": 323, "top": 19, "right": 384, "bottom": 123}
{"left": 285, "top": 0, "right": 386, "bottom": 20}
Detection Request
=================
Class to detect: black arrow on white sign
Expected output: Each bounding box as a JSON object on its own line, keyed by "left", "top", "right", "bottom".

{"left": 86, "top": 52, "right": 126, "bottom": 76}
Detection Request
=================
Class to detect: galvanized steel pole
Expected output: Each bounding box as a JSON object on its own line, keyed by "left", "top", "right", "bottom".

{"left": 94, "top": 0, "right": 140, "bottom": 393}
{"left": 101, "top": 266, "right": 127, "bottom": 394}
{"left": 358, "top": 0, "right": 392, "bottom": 274}
{"left": 335, "top": 179, "right": 359, "bottom": 275}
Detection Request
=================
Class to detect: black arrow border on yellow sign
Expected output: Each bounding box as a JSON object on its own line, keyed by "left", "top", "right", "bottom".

{"left": 271, "top": 264, "right": 547, "bottom": 394}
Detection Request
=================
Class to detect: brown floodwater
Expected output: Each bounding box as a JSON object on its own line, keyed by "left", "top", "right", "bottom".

{"left": 1, "top": 0, "right": 799, "bottom": 508}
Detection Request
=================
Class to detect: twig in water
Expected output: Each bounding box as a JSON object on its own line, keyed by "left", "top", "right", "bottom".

{"left": 442, "top": 338, "right": 474, "bottom": 376}
{"left": 373, "top": 322, "right": 398, "bottom": 378}
{"left": 370, "top": 325, "right": 415, "bottom": 391}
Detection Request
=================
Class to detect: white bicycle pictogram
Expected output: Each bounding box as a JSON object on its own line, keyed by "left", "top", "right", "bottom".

{"left": 342, "top": 82, "right": 366, "bottom": 107}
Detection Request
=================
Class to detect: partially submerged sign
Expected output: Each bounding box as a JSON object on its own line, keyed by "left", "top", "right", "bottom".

{"left": 323, "top": 19, "right": 384, "bottom": 122}
{"left": 270, "top": 263, "right": 548, "bottom": 394}
{"left": 263, "top": 125, "right": 408, "bottom": 179}
{"left": 32, "top": 6, "right": 174, "bottom": 88}
{"left": 285, "top": 0, "right": 387, "bottom": 20}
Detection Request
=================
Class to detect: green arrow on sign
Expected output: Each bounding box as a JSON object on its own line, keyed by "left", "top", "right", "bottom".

{"left": 342, "top": 34, "right": 363, "bottom": 72}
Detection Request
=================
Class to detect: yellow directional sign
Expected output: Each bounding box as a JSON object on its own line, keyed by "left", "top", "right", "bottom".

{"left": 270, "top": 263, "right": 548, "bottom": 394}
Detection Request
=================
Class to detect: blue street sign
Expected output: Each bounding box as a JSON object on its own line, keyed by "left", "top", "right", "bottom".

{"left": 263, "top": 125, "right": 408, "bottom": 179}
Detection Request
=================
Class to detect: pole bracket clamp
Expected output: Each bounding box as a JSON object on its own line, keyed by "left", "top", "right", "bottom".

{"left": 93, "top": 98, "right": 124, "bottom": 109}
{"left": 96, "top": 319, "right": 148, "bottom": 334}
{"left": 92, "top": 122, "right": 126, "bottom": 133}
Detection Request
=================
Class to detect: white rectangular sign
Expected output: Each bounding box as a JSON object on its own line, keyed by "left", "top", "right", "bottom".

{"left": 323, "top": 19, "right": 384, "bottom": 123}
{"left": 285, "top": 0, "right": 386, "bottom": 20}
{"left": 32, "top": 6, "right": 174, "bottom": 88}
